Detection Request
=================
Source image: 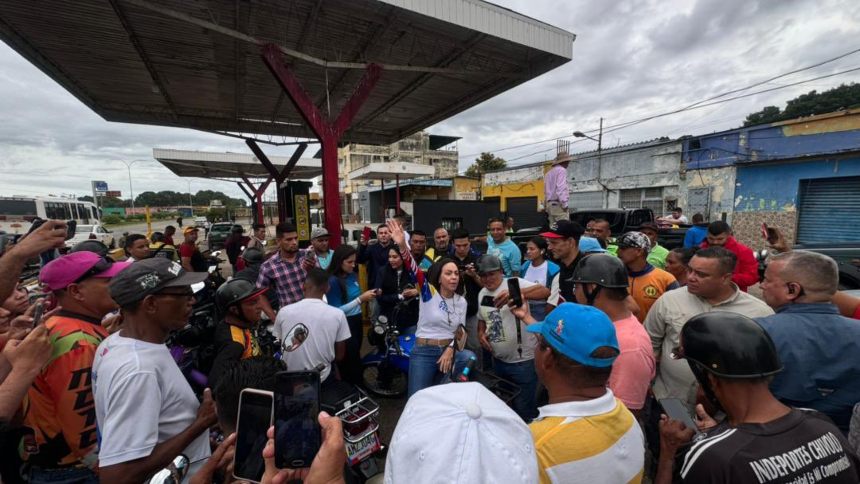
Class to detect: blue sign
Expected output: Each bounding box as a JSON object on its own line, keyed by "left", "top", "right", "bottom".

{"left": 93, "top": 181, "right": 108, "bottom": 192}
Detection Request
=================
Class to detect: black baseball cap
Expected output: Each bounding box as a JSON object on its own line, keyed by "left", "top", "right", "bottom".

{"left": 540, "top": 220, "right": 584, "bottom": 240}
{"left": 477, "top": 255, "right": 503, "bottom": 274}
{"left": 109, "top": 258, "right": 208, "bottom": 307}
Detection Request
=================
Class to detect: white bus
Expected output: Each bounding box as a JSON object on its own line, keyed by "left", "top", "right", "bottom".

{"left": 0, "top": 196, "right": 101, "bottom": 234}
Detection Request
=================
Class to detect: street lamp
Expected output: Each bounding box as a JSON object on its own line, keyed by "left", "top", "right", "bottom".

{"left": 117, "top": 159, "right": 149, "bottom": 215}
{"left": 573, "top": 117, "right": 603, "bottom": 152}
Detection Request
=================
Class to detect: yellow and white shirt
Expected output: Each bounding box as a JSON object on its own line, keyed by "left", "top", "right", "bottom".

{"left": 529, "top": 390, "right": 644, "bottom": 484}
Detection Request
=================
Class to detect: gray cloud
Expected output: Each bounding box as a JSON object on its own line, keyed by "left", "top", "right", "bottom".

{"left": 0, "top": 0, "right": 858, "bottom": 199}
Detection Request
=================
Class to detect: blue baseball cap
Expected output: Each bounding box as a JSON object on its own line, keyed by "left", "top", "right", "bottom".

{"left": 578, "top": 236, "right": 606, "bottom": 254}
{"left": 526, "top": 303, "right": 619, "bottom": 368}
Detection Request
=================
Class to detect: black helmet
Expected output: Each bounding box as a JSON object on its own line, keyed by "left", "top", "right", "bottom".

{"left": 241, "top": 247, "right": 264, "bottom": 265}
{"left": 681, "top": 312, "right": 782, "bottom": 379}
{"left": 573, "top": 254, "right": 628, "bottom": 288}
{"left": 215, "top": 278, "right": 266, "bottom": 314}
{"left": 70, "top": 240, "right": 110, "bottom": 258}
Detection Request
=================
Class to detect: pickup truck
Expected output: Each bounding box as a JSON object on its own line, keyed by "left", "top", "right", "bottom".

{"left": 508, "top": 208, "right": 689, "bottom": 254}
{"left": 793, "top": 243, "right": 860, "bottom": 290}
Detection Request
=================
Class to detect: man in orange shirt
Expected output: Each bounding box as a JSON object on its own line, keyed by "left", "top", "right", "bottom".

{"left": 23, "top": 252, "right": 129, "bottom": 483}
{"left": 617, "top": 232, "right": 679, "bottom": 319}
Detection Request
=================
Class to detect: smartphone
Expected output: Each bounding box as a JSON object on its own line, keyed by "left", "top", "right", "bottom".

{"left": 274, "top": 371, "right": 322, "bottom": 469}
{"left": 65, "top": 220, "right": 77, "bottom": 241}
{"left": 507, "top": 278, "right": 523, "bottom": 308}
{"left": 233, "top": 389, "right": 274, "bottom": 483}
{"left": 480, "top": 295, "right": 495, "bottom": 307}
{"left": 362, "top": 226, "right": 372, "bottom": 241}
{"left": 659, "top": 398, "right": 702, "bottom": 436}
{"left": 32, "top": 301, "right": 44, "bottom": 327}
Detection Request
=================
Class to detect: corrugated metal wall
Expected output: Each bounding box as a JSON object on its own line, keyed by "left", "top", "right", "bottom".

{"left": 797, "top": 176, "right": 860, "bottom": 243}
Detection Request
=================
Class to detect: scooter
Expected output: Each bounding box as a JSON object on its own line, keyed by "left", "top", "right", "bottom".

{"left": 167, "top": 281, "right": 219, "bottom": 394}
{"left": 361, "top": 306, "right": 413, "bottom": 398}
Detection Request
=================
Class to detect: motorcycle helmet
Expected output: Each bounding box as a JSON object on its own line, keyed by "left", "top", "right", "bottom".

{"left": 215, "top": 278, "right": 267, "bottom": 316}
{"left": 70, "top": 240, "right": 110, "bottom": 258}
{"left": 571, "top": 253, "right": 628, "bottom": 306}
{"left": 240, "top": 246, "right": 264, "bottom": 266}
{"left": 679, "top": 311, "right": 782, "bottom": 408}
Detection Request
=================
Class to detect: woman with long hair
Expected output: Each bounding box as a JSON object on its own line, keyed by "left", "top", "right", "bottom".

{"left": 386, "top": 220, "right": 475, "bottom": 397}
{"left": 375, "top": 246, "right": 419, "bottom": 333}
{"left": 520, "top": 236, "right": 559, "bottom": 321}
{"left": 326, "top": 244, "right": 378, "bottom": 384}
{"left": 665, "top": 246, "right": 698, "bottom": 287}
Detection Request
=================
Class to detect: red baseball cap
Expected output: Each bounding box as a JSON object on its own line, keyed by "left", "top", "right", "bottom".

{"left": 40, "top": 252, "right": 131, "bottom": 291}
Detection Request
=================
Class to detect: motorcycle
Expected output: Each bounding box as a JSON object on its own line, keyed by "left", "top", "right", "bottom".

{"left": 167, "top": 281, "right": 219, "bottom": 394}
{"left": 361, "top": 305, "right": 413, "bottom": 398}
{"left": 281, "top": 323, "right": 385, "bottom": 483}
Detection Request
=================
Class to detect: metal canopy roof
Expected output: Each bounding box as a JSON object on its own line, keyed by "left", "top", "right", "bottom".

{"left": 153, "top": 148, "right": 322, "bottom": 180}
{"left": 348, "top": 161, "right": 435, "bottom": 181}
{"left": 0, "top": 0, "right": 574, "bottom": 145}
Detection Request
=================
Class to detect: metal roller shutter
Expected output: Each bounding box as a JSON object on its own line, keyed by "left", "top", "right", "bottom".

{"left": 797, "top": 176, "right": 860, "bottom": 244}
{"left": 506, "top": 196, "right": 543, "bottom": 229}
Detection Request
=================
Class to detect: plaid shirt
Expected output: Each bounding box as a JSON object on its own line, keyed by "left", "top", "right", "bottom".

{"left": 256, "top": 249, "right": 309, "bottom": 307}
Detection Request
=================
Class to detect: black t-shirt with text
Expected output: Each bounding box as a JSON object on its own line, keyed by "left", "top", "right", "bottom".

{"left": 679, "top": 409, "right": 860, "bottom": 483}
{"left": 556, "top": 251, "right": 585, "bottom": 305}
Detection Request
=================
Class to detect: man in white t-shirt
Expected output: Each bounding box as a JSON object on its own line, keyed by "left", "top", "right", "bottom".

{"left": 476, "top": 255, "right": 541, "bottom": 421}
{"left": 275, "top": 268, "right": 350, "bottom": 385}
{"left": 94, "top": 258, "right": 214, "bottom": 483}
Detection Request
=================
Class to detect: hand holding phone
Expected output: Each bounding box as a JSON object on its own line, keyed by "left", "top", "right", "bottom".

{"left": 361, "top": 226, "right": 371, "bottom": 246}
{"left": 275, "top": 371, "right": 322, "bottom": 469}
{"left": 659, "top": 398, "right": 702, "bottom": 437}
{"left": 234, "top": 389, "right": 274, "bottom": 483}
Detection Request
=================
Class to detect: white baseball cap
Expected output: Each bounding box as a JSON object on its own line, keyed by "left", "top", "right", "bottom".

{"left": 384, "top": 382, "right": 538, "bottom": 484}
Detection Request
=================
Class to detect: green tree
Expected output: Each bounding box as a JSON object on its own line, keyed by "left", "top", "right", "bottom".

{"left": 465, "top": 152, "right": 507, "bottom": 178}
{"left": 743, "top": 83, "right": 860, "bottom": 126}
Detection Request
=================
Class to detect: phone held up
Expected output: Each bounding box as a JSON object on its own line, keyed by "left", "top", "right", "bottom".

{"left": 659, "top": 398, "right": 704, "bottom": 441}
{"left": 507, "top": 278, "right": 523, "bottom": 308}
{"left": 274, "top": 371, "right": 322, "bottom": 469}
{"left": 233, "top": 389, "right": 274, "bottom": 483}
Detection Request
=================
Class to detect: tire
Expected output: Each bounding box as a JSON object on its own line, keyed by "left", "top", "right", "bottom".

{"left": 361, "top": 360, "right": 407, "bottom": 398}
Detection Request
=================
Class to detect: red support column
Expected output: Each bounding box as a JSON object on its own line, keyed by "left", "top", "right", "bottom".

{"left": 241, "top": 175, "right": 273, "bottom": 225}
{"left": 261, "top": 44, "right": 381, "bottom": 248}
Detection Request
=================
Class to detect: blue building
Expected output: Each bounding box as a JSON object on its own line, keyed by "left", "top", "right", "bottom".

{"left": 682, "top": 109, "right": 860, "bottom": 249}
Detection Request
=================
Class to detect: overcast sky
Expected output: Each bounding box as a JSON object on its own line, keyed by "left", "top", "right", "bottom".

{"left": 0, "top": 0, "right": 858, "bottom": 203}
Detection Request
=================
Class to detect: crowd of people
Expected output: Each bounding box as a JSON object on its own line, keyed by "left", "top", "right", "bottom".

{"left": 0, "top": 209, "right": 859, "bottom": 484}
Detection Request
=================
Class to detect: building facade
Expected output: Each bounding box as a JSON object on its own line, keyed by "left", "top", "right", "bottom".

{"left": 684, "top": 108, "right": 860, "bottom": 249}
{"left": 338, "top": 131, "right": 459, "bottom": 221}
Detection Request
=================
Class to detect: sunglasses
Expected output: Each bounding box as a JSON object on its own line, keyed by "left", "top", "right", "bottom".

{"left": 73, "top": 258, "right": 113, "bottom": 284}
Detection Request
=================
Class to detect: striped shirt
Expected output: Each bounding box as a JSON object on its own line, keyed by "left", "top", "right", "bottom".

{"left": 530, "top": 390, "right": 644, "bottom": 483}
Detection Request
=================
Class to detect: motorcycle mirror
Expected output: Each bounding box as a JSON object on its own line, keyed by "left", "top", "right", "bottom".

{"left": 147, "top": 454, "right": 189, "bottom": 484}
{"left": 282, "top": 323, "right": 309, "bottom": 353}
{"left": 377, "top": 315, "right": 388, "bottom": 324}
{"left": 190, "top": 282, "right": 206, "bottom": 294}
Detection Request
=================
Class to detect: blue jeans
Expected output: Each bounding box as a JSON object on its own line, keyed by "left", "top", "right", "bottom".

{"left": 30, "top": 467, "right": 99, "bottom": 484}
{"left": 493, "top": 358, "right": 538, "bottom": 421}
{"left": 408, "top": 344, "right": 475, "bottom": 398}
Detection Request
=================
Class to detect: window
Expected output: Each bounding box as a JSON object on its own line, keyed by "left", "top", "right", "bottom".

{"left": 44, "top": 202, "right": 71, "bottom": 220}
{"left": 570, "top": 191, "right": 603, "bottom": 209}
{"left": 0, "top": 199, "right": 37, "bottom": 216}
{"left": 619, "top": 188, "right": 666, "bottom": 215}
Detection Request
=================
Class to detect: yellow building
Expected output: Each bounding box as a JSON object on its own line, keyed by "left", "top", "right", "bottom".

{"left": 481, "top": 161, "right": 550, "bottom": 227}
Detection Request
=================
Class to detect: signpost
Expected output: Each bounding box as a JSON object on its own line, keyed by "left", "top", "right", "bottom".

{"left": 91, "top": 180, "right": 108, "bottom": 211}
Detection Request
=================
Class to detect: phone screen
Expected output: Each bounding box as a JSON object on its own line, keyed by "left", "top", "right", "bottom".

{"left": 274, "top": 371, "right": 321, "bottom": 469}
{"left": 234, "top": 390, "right": 273, "bottom": 482}
{"left": 480, "top": 295, "right": 495, "bottom": 307}
{"left": 507, "top": 278, "right": 523, "bottom": 308}
{"left": 32, "top": 302, "right": 44, "bottom": 327}
{"left": 659, "top": 398, "right": 701, "bottom": 435}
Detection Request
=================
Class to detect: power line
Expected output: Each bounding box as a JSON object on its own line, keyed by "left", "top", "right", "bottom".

{"left": 459, "top": 46, "right": 860, "bottom": 161}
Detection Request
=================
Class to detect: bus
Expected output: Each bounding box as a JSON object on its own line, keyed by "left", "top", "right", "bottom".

{"left": 0, "top": 196, "right": 101, "bottom": 234}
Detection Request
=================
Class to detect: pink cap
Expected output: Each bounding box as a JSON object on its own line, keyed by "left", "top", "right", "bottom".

{"left": 40, "top": 252, "right": 131, "bottom": 291}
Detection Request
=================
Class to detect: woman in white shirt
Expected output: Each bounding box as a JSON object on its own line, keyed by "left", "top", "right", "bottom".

{"left": 520, "top": 237, "right": 559, "bottom": 321}
{"left": 387, "top": 220, "right": 475, "bottom": 397}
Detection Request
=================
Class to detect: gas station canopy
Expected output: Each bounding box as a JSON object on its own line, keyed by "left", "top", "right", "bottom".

{"left": 153, "top": 148, "right": 321, "bottom": 181}
{"left": 348, "top": 161, "right": 434, "bottom": 181}
{"left": 0, "top": 0, "right": 574, "bottom": 145}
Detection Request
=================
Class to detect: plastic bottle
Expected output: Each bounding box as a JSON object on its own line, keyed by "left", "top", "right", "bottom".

{"left": 457, "top": 356, "right": 477, "bottom": 382}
